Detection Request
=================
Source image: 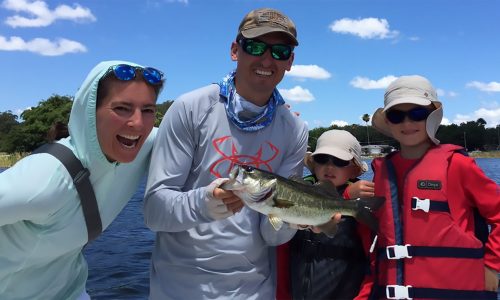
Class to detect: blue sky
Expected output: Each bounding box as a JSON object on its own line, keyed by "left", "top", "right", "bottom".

{"left": 1, "top": 0, "right": 499, "bottom": 129}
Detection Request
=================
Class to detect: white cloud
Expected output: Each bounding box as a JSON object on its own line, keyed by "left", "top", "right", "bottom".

{"left": 330, "top": 120, "right": 348, "bottom": 127}
{"left": 441, "top": 117, "right": 451, "bottom": 125}
{"left": 0, "top": 35, "right": 87, "bottom": 56}
{"left": 408, "top": 36, "right": 420, "bottom": 41}
{"left": 350, "top": 75, "right": 398, "bottom": 90}
{"left": 466, "top": 81, "right": 500, "bottom": 92}
{"left": 452, "top": 107, "right": 500, "bottom": 127}
{"left": 279, "top": 86, "right": 315, "bottom": 102}
{"left": 329, "top": 18, "right": 399, "bottom": 39}
{"left": 286, "top": 65, "right": 331, "bottom": 80}
{"left": 2, "top": 0, "right": 96, "bottom": 28}
{"left": 436, "top": 89, "right": 459, "bottom": 98}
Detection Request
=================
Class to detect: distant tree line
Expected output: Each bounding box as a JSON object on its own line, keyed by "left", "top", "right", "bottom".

{"left": 309, "top": 116, "right": 500, "bottom": 153}
{"left": 0, "top": 94, "right": 174, "bottom": 153}
{"left": 1, "top": 95, "right": 499, "bottom": 154}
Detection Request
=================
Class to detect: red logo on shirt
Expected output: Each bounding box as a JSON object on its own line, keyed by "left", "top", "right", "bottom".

{"left": 209, "top": 136, "right": 279, "bottom": 178}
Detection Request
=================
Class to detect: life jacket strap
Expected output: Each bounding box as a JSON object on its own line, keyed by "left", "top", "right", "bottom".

{"left": 380, "top": 245, "right": 484, "bottom": 260}
{"left": 411, "top": 197, "right": 450, "bottom": 213}
{"left": 380, "top": 285, "right": 497, "bottom": 299}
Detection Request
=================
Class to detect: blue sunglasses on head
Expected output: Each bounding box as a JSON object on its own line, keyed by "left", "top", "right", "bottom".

{"left": 105, "top": 64, "right": 164, "bottom": 85}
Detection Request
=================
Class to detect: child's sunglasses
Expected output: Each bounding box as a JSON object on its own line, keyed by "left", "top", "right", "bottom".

{"left": 106, "top": 64, "right": 164, "bottom": 85}
{"left": 238, "top": 39, "right": 293, "bottom": 61}
{"left": 386, "top": 107, "right": 431, "bottom": 124}
{"left": 312, "top": 154, "right": 351, "bottom": 168}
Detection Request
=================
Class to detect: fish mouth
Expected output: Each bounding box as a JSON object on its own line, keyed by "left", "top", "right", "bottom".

{"left": 256, "top": 189, "right": 273, "bottom": 202}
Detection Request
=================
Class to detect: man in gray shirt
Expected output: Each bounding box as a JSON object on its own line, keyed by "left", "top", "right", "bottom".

{"left": 144, "top": 8, "right": 308, "bottom": 299}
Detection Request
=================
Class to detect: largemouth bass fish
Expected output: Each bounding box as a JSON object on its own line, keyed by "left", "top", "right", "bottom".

{"left": 221, "top": 165, "right": 384, "bottom": 232}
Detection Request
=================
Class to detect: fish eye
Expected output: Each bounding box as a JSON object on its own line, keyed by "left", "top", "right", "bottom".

{"left": 242, "top": 165, "right": 254, "bottom": 172}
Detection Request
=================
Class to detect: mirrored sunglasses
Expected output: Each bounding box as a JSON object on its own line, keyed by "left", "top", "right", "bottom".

{"left": 238, "top": 39, "right": 293, "bottom": 61}
{"left": 312, "top": 154, "right": 351, "bottom": 168}
{"left": 386, "top": 107, "right": 431, "bottom": 124}
{"left": 106, "top": 64, "right": 164, "bottom": 85}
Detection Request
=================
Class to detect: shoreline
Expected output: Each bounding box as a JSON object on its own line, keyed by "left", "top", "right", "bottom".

{"left": 2, "top": 151, "right": 500, "bottom": 168}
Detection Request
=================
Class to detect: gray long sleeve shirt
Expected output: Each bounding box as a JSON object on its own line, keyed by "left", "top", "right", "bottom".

{"left": 144, "top": 84, "right": 308, "bottom": 299}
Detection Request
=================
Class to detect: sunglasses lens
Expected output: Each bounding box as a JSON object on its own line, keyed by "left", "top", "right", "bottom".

{"left": 331, "top": 157, "right": 350, "bottom": 167}
{"left": 243, "top": 40, "right": 267, "bottom": 56}
{"left": 271, "top": 45, "right": 292, "bottom": 60}
{"left": 142, "top": 67, "right": 164, "bottom": 85}
{"left": 112, "top": 64, "right": 136, "bottom": 81}
{"left": 313, "top": 154, "right": 330, "bottom": 165}
{"left": 313, "top": 154, "right": 350, "bottom": 167}
{"left": 386, "top": 110, "right": 406, "bottom": 124}
{"left": 408, "top": 107, "right": 430, "bottom": 121}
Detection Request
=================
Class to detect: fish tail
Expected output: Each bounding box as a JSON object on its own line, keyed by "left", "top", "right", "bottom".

{"left": 354, "top": 207, "right": 379, "bottom": 232}
{"left": 353, "top": 197, "right": 385, "bottom": 232}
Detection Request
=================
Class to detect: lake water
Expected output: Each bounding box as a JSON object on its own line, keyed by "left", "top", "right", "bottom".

{"left": 1, "top": 158, "right": 499, "bottom": 299}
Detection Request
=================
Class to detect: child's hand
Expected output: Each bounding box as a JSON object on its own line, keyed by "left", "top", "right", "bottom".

{"left": 484, "top": 266, "right": 499, "bottom": 291}
{"left": 311, "top": 213, "right": 342, "bottom": 237}
{"left": 347, "top": 180, "right": 375, "bottom": 198}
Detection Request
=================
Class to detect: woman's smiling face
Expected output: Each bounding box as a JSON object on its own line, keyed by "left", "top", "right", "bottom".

{"left": 96, "top": 79, "right": 157, "bottom": 163}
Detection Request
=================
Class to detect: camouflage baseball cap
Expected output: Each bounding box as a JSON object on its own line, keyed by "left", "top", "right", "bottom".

{"left": 237, "top": 8, "right": 298, "bottom": 46}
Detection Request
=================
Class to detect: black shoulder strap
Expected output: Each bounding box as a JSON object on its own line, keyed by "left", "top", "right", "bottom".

{"left": 32, "top": 143, "right": 102, "bottom": 242}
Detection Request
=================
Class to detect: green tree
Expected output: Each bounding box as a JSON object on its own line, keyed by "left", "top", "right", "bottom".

{"left": 0, "top": 111, "right": 20, "bottom": 152}
{"left": 155, "top": 100, "right": 174, "bottom": 126}
{"left": 3, "top": 95, "right": 73, "bottom": 153}
{"left": 362, "top": 114, "right": 371, "bottom": 145}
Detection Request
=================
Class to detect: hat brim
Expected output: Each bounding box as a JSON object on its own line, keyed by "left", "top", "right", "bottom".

{"left": 382, "top": 97, "right": 432, "bottom": 112}
{"left": 241, "top": 27, "right": 299, "bottom": 46}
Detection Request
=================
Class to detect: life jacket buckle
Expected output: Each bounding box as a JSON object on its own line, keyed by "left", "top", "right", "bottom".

{"left": 386, "top": 244, "right": 412, "bottom": 259}
{"left": 411, "top": 197, "right": 430, "bottom": 213}
{"left": 386, "top": 285, "right": 413, "bottom": 299}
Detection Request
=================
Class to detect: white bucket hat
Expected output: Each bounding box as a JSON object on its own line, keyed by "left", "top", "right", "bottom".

{"left": 304, "top": 130, "right": 368, "bottom": 176}
{"left": 372, "top": 75, "right": 443, "bottom": 145}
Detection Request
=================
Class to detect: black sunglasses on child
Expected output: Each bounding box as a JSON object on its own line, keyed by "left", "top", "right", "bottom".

{"left": 386, "top": 107, "right": 431, "bottom": 124}
{"left": 312, "top": 154, "right": 351, "bottom": 168}
{"left": 238, "top": 38, "right": 293, "bottom": 61}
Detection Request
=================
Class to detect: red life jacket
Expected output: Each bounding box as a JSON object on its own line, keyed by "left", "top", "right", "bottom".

{"left": 370, "top": 144, "right": 496, "bottom": 299}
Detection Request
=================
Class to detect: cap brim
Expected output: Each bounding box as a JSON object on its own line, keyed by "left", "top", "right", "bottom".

{"left": 312, "top": 146, "right": 353, "bottom": 161}
{"left": 241, "top": 27, "right": 298, "bottom": 46}
{"left": 383, "top": 97, "right": 432, "bottom": 112}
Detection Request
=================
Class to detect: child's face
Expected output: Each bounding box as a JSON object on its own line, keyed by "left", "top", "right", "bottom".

{"left": 385, "top": 103, "right": 431, "bottom": 149}
{"left": 313, "top": 155, "right": 359, "bottom": 186}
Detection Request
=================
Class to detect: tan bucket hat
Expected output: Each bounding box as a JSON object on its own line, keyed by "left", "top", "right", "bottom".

{"left": 304, "top": 130, "right": 368, "bottom": 176}
{"left": 372, "top": 75, "right": 443, "bottom": 145}
{"left": 237, "top": 8, "right": 298, "bottom": 46}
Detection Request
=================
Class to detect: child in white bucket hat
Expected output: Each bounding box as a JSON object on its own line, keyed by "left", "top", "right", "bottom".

{"left": 277, "top": 129, "right": 375, "bottom": 300}
{"left": 356, "top": 75, "right": 500, "bottom": 299}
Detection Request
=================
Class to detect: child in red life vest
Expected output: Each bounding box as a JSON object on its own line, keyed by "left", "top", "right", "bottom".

{"left": 277, "top": 130, "right": 375, "bottom": 300}
{"left": 355, "top": 75, "right": 500, "bottom": 300}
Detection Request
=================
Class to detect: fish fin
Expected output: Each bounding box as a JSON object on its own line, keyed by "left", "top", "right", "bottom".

{"left": 274, "top": 198, "right": 295, "bottom": 208}
{"left": 352, "top": 197, "right": 386, "bottom": 232}
{"left": 268, "top": 214, "right": 283, "bottom": 231}
{"left": 356, "top": 196, "right": 385, "bottom": 211}
{"left": 288, "top": 175, "right": 305, "bottom": 183}
{"left": 314, "top": 181, "right": 342, "bottom": 198}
